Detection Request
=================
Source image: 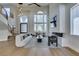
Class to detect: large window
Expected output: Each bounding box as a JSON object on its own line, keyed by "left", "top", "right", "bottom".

{"left": 34, "top": 11, "right": 47, "bottom": 33}
{"left": 2, "top": 8, "right": 10, "bottom": 17}
{"left": 70, "top": 4, "right": 79, "bottom": 35}
{"left": 20, "top": 16, "right": 28, "bottom": 33}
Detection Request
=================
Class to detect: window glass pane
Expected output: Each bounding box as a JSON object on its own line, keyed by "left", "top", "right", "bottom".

{"left": 71, "top": 4, "right": 79, "bottom": 35}
{"left": 34, "top": 11, "right": 47, "bottom": 33}
{"left": 34, "top": 24, "right": 47, "bottom": 32}
{"left": 20, "top": 16, "right": 28, "bottom": 23}
{"left": 2, "top": 8, "right": 10, "bottom": 17}
{"left": 2, "top": 9, "right": 6, "bottom": 15}
{"left": 44, "top": 15, "right": 47, "bottom": 23}
{"left": 37, "top": 15, "right": 43, "bottom": 23}
{"left": 20, "top": 24, "right": 27, "bottom": 33}
{"left": 5, "top": 8, "right": 10, "bottom": 17}
{"left": 36, "top": 24, "right": 43, "bottom": 32}
{"left": 34, "top": 15, "right": 36, "bottom": 22}
{"left": 76, "top": 6, "right": 79, "bottom": 17}
{"left": 44, "top": 24, "right": 47, "bottom": 32}
{"left": 73, "top": 17, "right": 79, "bottom": 35}
{"left": 34, "top": 24, "right": 36, "bottom": 32}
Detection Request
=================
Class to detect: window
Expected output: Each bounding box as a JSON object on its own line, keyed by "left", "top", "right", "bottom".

{"left": 20, "top": 16, "right": 28, "bottom": 33}
{"left": 34, "top": 11, "right": 47, "bottom": 33}
{"left": 70, "top": 4, "right": 79, "bottom": 35}
{"left": 20, "top": 16, "right": 28, "bottom": 23}
{"left": 2, "top": 8, "right": 10, "bottom": 17}
{"left": 20, "top": 23, "right": 28, "bottom": 33}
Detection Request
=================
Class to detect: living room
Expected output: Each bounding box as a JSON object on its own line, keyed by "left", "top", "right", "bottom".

{"left": 0, "top": 3, "right": 79, "bottom": 56}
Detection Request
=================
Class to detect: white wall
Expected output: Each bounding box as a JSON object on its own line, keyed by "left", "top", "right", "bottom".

{"left": 0, "top": 14, "right": 11, "bottom": 41}
{"left": 49, "top": 3, "right": 66, "bottom": 33}
{"left": 49, "top": 3, "right": 66, "bottom": 46}
{"left": 0, "top": 14, "right": 8, "bottom": 25}
{"left": 63, "top": 34, "right": 79, "bottom": 52}
{"left": 15, "top": 6, "right": 49, "bottom": 34}
{"left": 0, "top": 30, "right": 11, "bottom": 41}
{"left": 49, "top": 3, "right": 59, "bottom": 33}
{"left": 59, "top": 5, "right": 66, "bottom": 33}
{"left": 49, "top": 3, "right": 79, "bottom": 52}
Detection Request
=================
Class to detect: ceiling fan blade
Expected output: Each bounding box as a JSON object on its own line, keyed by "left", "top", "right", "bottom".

{"left": 33, "top": 3, "right": 41, "bottom": 7}
{"left": 28, "top": 3, "right": 41, "bottom": 7}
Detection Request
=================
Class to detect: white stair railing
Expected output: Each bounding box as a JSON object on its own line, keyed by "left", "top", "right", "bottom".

{"left": 0, "top": 4, "right": 16, "bottom": 38}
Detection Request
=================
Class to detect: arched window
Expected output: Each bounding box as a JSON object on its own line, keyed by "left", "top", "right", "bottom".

{"left": 37, "top": 11, "right": 43, "bottom": 14}
{"left": 34, "top": 11, "right": 47, "bottom": 33}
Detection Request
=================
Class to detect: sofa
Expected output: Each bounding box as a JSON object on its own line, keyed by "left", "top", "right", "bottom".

{"left": 15, "top": 34, "right": 32, "bottom": 47}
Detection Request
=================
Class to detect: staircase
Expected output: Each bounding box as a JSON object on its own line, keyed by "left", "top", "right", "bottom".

{"left": 0, "top": 4, "right": 16, "bottom": 41}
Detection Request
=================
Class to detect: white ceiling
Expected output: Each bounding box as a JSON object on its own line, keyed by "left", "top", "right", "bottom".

{"left": 1, "top": 3, "right": 49, "bottom": 7}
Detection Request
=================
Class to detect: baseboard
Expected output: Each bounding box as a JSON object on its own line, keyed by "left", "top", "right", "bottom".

{"left": 64, "top": 47, "right": 79, "bottom": 56}
{"left": 0, "top": 39, "right": 8, "bottom": 41}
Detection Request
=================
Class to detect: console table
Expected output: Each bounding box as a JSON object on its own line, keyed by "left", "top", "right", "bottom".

{"left": 48, "top": 36, "right": 58, "bottom": 47}
{"left": 48, "top": 32, "right": 63, "bottom": 47}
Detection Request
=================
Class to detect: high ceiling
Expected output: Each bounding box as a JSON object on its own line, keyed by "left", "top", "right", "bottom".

{"left": 0, "top": 3, "right": 49, "bottom": 7}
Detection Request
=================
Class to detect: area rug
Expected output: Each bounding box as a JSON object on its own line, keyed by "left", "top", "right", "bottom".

{"left": 24, "top": 37, "right": 62, "bottom": 48}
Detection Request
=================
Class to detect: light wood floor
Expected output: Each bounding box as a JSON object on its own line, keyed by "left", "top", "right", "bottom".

{"left": 0, "top": 37, "right": 79, "bottom": 56}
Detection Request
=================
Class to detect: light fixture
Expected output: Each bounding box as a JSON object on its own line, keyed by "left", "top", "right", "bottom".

{"left": 17, "top": 3, "right": 23, "bottom": 16}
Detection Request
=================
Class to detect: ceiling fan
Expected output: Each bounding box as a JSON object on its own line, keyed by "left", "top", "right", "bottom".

{"left": 18, "top": 3, "right": 41, "bottom": 7}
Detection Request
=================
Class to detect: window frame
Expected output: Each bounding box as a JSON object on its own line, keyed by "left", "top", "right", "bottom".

{"left": 20, "top": 23, "right": 28, "bottom": 33}
{"left": 70, "top": 4, "right": 79, "bottom": 35}
{"left": 2, "top": 8, "right": 10, "bottom": 17}
{"left": 20, "top": 16, "right": 28, "bottom": 33}
{"left": 34, "top": 12, "right": 47, "bottom": 33}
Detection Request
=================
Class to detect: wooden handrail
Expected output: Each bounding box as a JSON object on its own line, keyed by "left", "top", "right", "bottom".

{"left": 0, "top": 4, "right": 15, "bottom": 35}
